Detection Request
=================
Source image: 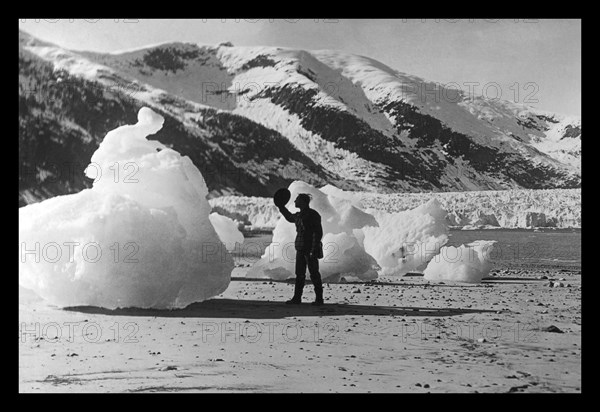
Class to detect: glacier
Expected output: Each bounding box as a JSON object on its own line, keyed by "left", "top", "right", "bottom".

{"left": 210, "top": 188, "right": 581, "bottom": 230}
{"left": 19, "top": 107, "right": 234, "bottom": 309}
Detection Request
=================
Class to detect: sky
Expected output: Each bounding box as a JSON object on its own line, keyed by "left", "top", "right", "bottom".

{"left": 19, "top": 19, "right": 581, "bottom": 116}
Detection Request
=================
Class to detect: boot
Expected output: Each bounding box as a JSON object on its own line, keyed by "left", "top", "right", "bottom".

{"left": 286, "top": 277, "right": 304, "bottom": 304}
{"left": 312, "top": 283, "right": 324, "bottom": 306}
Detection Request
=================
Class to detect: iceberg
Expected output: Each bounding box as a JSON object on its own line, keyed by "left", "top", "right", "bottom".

{"left": 362, "top": 199, "right": 449, "bottom": 275}
{"left": 423, "top": 240, "right": 497, "bottom": 283}
{"left": 209, "top": 212, "right": 244, "bottom": 251}
{"left": 19, "top": 107, "right": 233, "bottom": 309}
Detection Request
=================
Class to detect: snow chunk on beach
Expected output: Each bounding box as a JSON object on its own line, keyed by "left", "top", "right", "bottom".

{"left": 423, "top": 241, "right": 497, "bottom": 283}
{"left": 362, "top": 199, "right": 449, "bottom": 275}
{"left": 19, "top": 107, "right": 233, "bottom": 309}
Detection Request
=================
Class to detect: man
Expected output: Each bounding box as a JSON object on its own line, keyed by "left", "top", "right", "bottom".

{"left": 278, "top": 193, "right": 324, "bottom": 305}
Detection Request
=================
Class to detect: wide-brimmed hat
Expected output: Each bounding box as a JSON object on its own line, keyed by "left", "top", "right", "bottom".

{"left": 273, "top": 188, "right": 291, "bottom": 207}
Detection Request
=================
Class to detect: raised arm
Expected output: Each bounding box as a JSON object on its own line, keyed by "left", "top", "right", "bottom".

{"left": 278, "top": 205, "right": 297, "bottom": 223}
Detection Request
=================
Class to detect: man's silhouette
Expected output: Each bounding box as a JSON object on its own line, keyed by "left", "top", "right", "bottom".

{"left": 277, "top": 193, "right": 324, "bottom": 305}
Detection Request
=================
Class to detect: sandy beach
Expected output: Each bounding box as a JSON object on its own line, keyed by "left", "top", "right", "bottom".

{"left": 19, "top": 259, "right": 581, "bottom": 393}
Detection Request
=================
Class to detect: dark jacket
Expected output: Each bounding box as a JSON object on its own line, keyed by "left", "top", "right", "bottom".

{"left": 279, "top": 206, "right": 323, "bottom": 257}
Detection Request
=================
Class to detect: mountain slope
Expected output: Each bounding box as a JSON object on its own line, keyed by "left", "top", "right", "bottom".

{"left": 19, "top": 30, "right": 581, "bottom": 205}
{"left": 19, "top": 36, "right": 342, "bottom": 206}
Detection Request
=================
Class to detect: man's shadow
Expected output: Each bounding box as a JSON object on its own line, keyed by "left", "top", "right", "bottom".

{"left": 64, "top": 298, "right": 496, "bottom": 319}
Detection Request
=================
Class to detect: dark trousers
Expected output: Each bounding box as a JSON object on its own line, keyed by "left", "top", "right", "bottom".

{"left": 293, "top": 251, "right": 323, "bottom": 298}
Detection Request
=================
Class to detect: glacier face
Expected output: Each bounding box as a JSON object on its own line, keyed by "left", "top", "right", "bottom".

{"left": 19, "top": 29, "right": 580, "bottom": 207}
{"left": 210, "top": 188, "right": 581, "bottom": 230}
{"left": 359, "top": 189, "right": 581, "bottom": 229}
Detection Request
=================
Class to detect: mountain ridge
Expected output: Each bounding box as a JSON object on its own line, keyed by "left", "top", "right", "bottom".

{"left": 18, "top": 30, "right": 581, "bottom": 206}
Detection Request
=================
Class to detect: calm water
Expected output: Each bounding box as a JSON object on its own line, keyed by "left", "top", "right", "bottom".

{"left": 446, "top": 228, "right": 581, "bottom": 268}
{"left": 238, "top": 229, "right": 581, "bottom": 268}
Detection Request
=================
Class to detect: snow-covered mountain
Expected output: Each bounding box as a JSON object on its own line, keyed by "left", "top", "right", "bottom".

{"left": 19, "top": 30, "right": 581, "bottom": 205}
